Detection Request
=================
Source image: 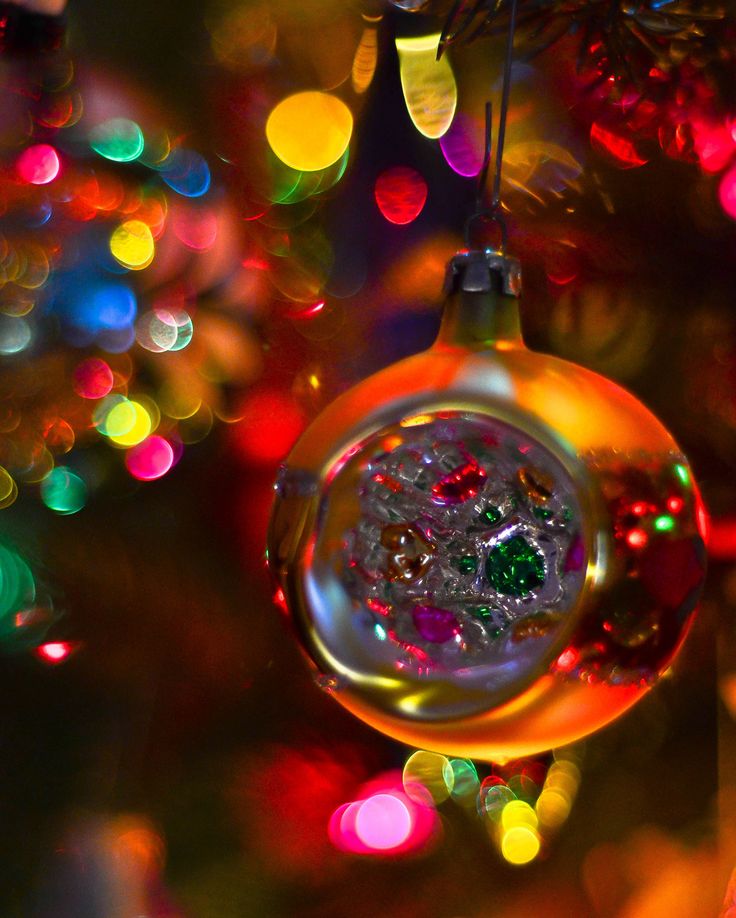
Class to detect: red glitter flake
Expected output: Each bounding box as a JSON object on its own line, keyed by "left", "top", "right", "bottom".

{"left": 431, "top": 461, "right": 487, "bottom": 506}
{"left": 372, "top": 473, "right": 402, "bottom": 493}
{"left": 366, "top": 598, "right": 391, "bottom": 617}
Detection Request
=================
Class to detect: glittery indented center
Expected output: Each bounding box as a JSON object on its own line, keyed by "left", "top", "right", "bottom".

{"left": 339, "top": 412, "right": 586, "bottom": 674}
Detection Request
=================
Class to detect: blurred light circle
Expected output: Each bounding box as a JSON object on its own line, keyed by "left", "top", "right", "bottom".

{"left": 0, "top": 316, "right": 32, "bottom": 354}
{"left": 73, "top": 358, "right": 114, "bottom": 399}
{"left": 374, "top": 166, "right": 428, "bottom": 224}
{"left": 16, "top": 144, "right": 60, "bottom": 185}
{"left": 234, "top": 390, "right": 304, "bottom": 463}
{"left": 110, "top": 220, "right": 155, "bottom": 270}
{"left": 403, "top": 750, "right": 452, "bottom": 804}
{"left": 0, "top": 467, "right": 18, "bottom": 509}
{"left": 107, "top": 401, "right": 152, "bottom": 447}
{"left": 266, "top": 91, "right": 353, "bottom": 172}
{"left": 159, "top": 148, "right": 211, "bottom": 198}
{"left": 439, "top": 113, "right": 484, "bottom": 177}
{"left": 136, "top": 309, "right": 178, "bottom": 353}
{"left": 40, "top": 467, "right": 86, "bottom": 515}
{"left": 89, "top": 118, "right": 145, "bottom": 162}
{"left": 719, "top": 164, "right": 736, "bottom": 220}
{"left": 354, "top": 794, "right": 412, "bottom": 851}
{"left": 125, "top": 436, "right": 174, "bottom": 481}
{"left": 94, "top": 395, "right": 134, "bottom": 437}
{"left": 500, "top": 826, "right": 541, "bottom": 865}
{"left": 501, "top": 799, "right": 539, "bottom": 832}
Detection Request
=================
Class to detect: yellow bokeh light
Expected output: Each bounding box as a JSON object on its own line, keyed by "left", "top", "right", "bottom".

{"left": 108, "top": 401, "right": 152, "bottom": 447}
{"left": 501, "top": 799, "right": 538, "bottom": 832}
{"left": 265, "top": 91, "right": 353, "bottom": 172}
{"left": 110, "top": 219, "right": 155, "bottom": 270}
{"left": 501, "top": 826, "right": 541, "bottom": 865}
{"left": 402, "top": 750, "right": 452, "bottom": 804}
{"left": 0, "top": 466, "right": 17, "bottom": 509}
{"left": 535, "top": 788, "right": 572, "bottom": 828}
{"left": 395, "top": 33, "right": 457, "bottom": 140}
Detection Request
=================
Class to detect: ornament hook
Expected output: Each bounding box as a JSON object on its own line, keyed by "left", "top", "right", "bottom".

{"left": 462, "top": 0, "right": 519, "bottom": 253}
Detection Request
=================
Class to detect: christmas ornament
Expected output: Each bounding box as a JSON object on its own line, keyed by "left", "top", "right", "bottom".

{"left": 268, "top": 248, "right": 706, "bottom": 759}
{"left": 268, "top": 0, "right": 706, "bottom": 760}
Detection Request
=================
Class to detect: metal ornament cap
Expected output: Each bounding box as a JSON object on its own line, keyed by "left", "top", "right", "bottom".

{"left": 268, "top": 250, "right": 706, "bottom": 760}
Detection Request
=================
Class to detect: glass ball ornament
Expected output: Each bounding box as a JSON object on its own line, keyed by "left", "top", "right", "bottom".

{"left": 268, "top": 250, "right": 706, "bottom": 759}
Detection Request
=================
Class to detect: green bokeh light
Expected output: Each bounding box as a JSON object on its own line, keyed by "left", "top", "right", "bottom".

{"left": 89, "top": 118, "right": 145, "bottom": 162}
{"left": 40, "top": 467, "right": 87, "bottom": 515}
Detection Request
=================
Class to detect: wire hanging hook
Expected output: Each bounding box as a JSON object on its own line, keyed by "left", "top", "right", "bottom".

{"left": 462, "top": 0, "right": 519, "bottom": 252}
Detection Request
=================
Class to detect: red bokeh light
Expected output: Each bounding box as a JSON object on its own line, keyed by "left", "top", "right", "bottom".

{"left": 35, "top": 641, "right": 76, "bottom": 665}
{"left": 16, "top": 144, "right": 60, "bottom": 185}
{"left": 374, "top": 166, "right": 428, "bottom": 225}
{"left": 329, "top": 770, "right": 439, "bottom": 857}
{"left": 233, "top": 389, "right": 305, "bottom": 464}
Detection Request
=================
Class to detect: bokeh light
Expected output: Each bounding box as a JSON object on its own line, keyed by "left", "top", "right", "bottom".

{"left": 500, "top": 825, "right": 541, "bottom": 865}
{"left": 125, "top": 436, "right": 174, "bottom": 481}
{"left": 89, "top": 118, "right": 145, "bottom": 162}
{"left": 106, "top": 401, "right": 152, "bottom": 447}
{"left": 403, "top": 749, "right": 452, "bottom": 804}
{"left": 329, "top": 770, "right": 439, "bottom": 857}
{"left": 719, "top": 164, "right": 736, "bottom": 220}
{"left": 73, "top": 357, "right": 114, "bottom": 399}
{"left": 439, "top": 113, "right": 484, "bottom": 177}
{"left": 40, "top": 467, "right": 86, "bottom": 514}
{"left": 16, "top": 144, "right": 60, "bottom": 184}
{"left": 374, "top": 167, "right": 428, "bottom": 225}
{"left": 354, "top": 794, "right": 412, "bottom": 850}
{"left": 234, "top": 389, "right": 304, "bottom": 463}
{"left": 266, "top": 91, "right": 353, "bottom": 172}
{"left": 396, "top": 33, "right": 456, "bottom": 140}
{"left": 110, "top": 220, "right": 155, "bottom": 270}
{"left": 159, "top": 148, "right": 211, "bottom": 198}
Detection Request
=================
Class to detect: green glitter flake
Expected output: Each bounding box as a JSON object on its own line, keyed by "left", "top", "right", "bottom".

{"left": 533, "top": 507, "right": 553, "bottom": 521}
{"left": 467, "top": 606, "right": 504, "bottom": 637}
{"left": 454, "top": 555, "right": 478, "bottom": 574}
{"left": 673, "top": 463, "right": 691, "bottom": 487}
{"left": 485, "top": 536, "right": 545, "bottom": 597}
{"left": 479, "top": 504, "right": 503, "bottom": 526}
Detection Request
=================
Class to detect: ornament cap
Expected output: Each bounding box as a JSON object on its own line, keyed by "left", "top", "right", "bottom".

{"left": 438, "top": 249, "right": 523, "bottom": 350}
{"left": 444, "top": 249, "right": 521, "bottom": 298}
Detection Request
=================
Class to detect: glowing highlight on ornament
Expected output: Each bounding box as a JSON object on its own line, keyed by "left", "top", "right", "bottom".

{"left": 36, "top": 641, "right": 75, "bottom": 664}
{"left": 673, "top": 463, "right": 691, "bottom": 487}
{"left": 266, "top": 92, "right": 353, "bottom": 172}
{"left": 16, "top": 144, "right": 60, "bottom": 184}
{"left": 653, "top": 514, "right": 675, "bottom": 532}
{"left": 395, "top": 33, "right": 456, "bottom": 140}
